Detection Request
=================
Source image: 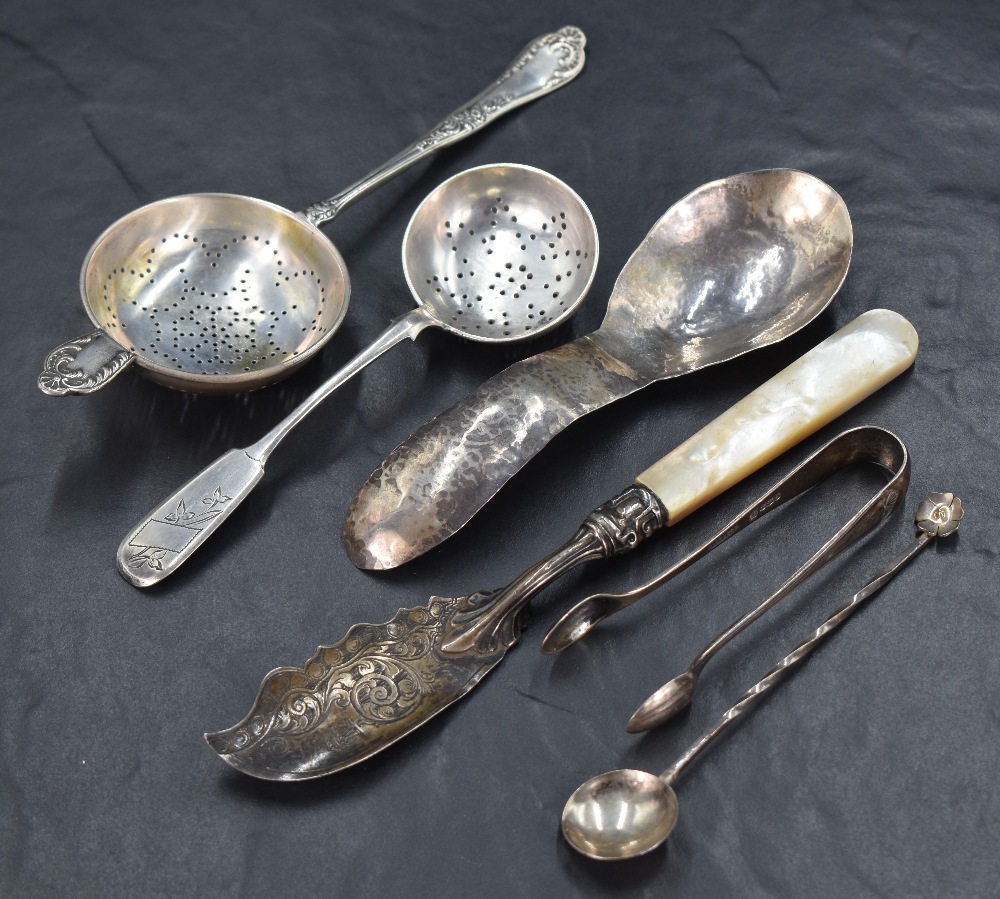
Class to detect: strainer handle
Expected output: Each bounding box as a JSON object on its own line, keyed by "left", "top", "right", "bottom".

{"left": 38, "top": 329, "right": 135, "bottom": 396}
{"left": 300, "top": 27, "right": 586, "bottom": 226}
{"left": 117, "top": 308, "right": 435, "bottom": 587}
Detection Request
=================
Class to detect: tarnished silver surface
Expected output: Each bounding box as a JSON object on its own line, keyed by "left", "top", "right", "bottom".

{"left": 626, "top": 428, "right": 909, "bottom": 732}
{"left": 562, "top": 770, "right": 679, "bottom": 861}
{"left": 543, "top": 426, "right": 909, "bottom": 654}
{"left": 439, "top": 486, "right": 668, "bottom": 657}
{"left": 204, "top": 598, "right": 509, "bottom": 781}
{"left": 562, "top": 492, "right": 963, "bottom": 861}
{"left": 344, "top": 168, "right": 854, "bottom": 569}
{"left": 118, "top": 165, "right": 598, "bottom": 587}
{"left": 207, "top": 321, "right": 913, "bottom": 779}
{"left": 206, "top": 486, "right": 665, "bottom": 780}
{"left": 38, "top": 27, "right": 586, "bottom": 396}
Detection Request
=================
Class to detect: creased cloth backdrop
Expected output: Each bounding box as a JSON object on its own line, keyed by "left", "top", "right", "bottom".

{"left": 2, "top": 1, "right": 997, "bottom": 896}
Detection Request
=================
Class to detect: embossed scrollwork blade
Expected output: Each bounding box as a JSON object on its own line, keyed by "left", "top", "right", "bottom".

{"left": 208, "top": 312, "right": 919, "bottom": 781}
{"left": 205, "top": 597, "right": 510, "bottom": 780}
{"left": 206, "top": 488, "right": 664, "bottom": 780}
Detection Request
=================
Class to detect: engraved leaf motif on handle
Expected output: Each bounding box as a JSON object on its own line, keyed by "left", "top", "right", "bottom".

{"left": 127, "top": 547, "right": 168, "bottom": 571}
{"left": 123, "top": 486, "right": 233, "bottom": 570}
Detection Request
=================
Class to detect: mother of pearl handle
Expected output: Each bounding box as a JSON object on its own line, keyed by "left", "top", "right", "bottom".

{"left": 637, "top": 309, "right": 918, "bottom": 523}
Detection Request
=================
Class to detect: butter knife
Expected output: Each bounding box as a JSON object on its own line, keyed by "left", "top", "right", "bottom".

{"left": 206, "top": 309, "right": 917, "bottom": 780}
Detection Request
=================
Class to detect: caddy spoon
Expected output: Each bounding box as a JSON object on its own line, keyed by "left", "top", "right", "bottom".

{"left": 205, "top": 310, "right": 916, "bottom": 780}
{"left": 344, "top": 168, "right": 854, "bottom": 569}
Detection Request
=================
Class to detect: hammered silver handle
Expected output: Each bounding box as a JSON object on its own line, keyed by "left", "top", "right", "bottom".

{"left": 117, "top": 310, "right": 434, "bottom": 587}
{"left": 38, "top": 329, "right": 135, "bottom": 396}
{"left": 344, "top": 335, "right": 648, "bottom": 570}
{"left": 301, "top": 26, "right": 586, "bottom": 225}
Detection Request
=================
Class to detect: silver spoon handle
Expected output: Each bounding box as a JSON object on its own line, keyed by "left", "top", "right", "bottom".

{"left": 661, "top": 496, "right": 962, "bottom": 787}
{"left": 116, "top": 309, "right": 433, "bottom": 588}
{"left": 300, "top": 27, "right": 586, "bottom": 226}
{"left": 249, "top": 309, "right": 432, "bottom": 457}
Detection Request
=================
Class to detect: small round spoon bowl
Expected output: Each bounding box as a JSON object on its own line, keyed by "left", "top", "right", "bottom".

{"left": 542, "top": 591, "right": 631, "bottom": 653}
{"left": 562, "top": 769, "right": 679, "bottom": 860}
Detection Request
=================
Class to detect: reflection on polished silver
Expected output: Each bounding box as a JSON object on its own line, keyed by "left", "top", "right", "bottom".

{"left": 117, "top": 165, "right": 598, "bottom": 587}
{"left": 626, "top": 428, "right": 909, "bottom": 732}
{"left": 38, "top": 27, "right": 586, "bottom": 396}
{"left": 562, "top": 492, "right": 963, "bottom": 861}
{"left": 345, "top": 168, "right": 854, "bottom": 570}
{"left": 542, "top": 426, "right": 909, "bottom": 655}
{"left": 915, "top": 492, "right": 963, "bottom": 537}
{"left": 206, "top": 312, "right": 918, "bottom": 780}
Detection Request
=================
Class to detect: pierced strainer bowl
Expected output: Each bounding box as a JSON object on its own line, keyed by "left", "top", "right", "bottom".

{"left": 73, "top": 194, "right": 350, "bottom": 394}
{"left": 116, "top": 163, "right": 599, "bottom": 587}
{"left": 37, "top": 26, "right": 588, "bottom": 397}
{"left": 403, "top": 164, "right": 598, "bottom": 341}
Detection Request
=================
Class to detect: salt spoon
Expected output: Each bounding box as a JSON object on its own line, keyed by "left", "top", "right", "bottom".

{"left": 562, "top": 493, "right": 963, "bottom": 861}
{"left": 624, "top": 432, "right": 910, "bottom": 733}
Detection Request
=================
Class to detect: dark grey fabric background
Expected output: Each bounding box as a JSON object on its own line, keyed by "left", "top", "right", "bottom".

{"left": 2, "top": 1, "right": 997, "bottom": 896}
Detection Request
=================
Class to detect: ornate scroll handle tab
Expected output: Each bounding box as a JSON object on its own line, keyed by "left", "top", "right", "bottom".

{"left": 440, "top": 485, "right": 667, "bottom": 657}
{"left": 38, "top": 329, "right": 135, "bottom": 396}
{"left": 301, "top": 27, "right": 586, "bottom": 226}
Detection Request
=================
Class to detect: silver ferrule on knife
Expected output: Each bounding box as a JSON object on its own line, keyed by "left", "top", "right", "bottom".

{"left": 206, "top": 309, "right": 917, "bottom": 781}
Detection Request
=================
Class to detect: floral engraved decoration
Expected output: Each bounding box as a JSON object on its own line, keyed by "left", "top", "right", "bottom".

{"left": 127, "top": 547, "right": 169, "bottom": 572}
{"left": 215, "top": 604, "right": 446, "bottom": 753}
{"left": 411, "top": 26, "right": 585, "bottom": 153}
{"left": 413, "top": 96, "right": 514, "bottom": 151}
{"left": 125, "top": 487, "right": 231, "bottom": 571}
{"left": 303, "top": 27, "right": 585, "bottom": 229}
{"left": 301, "top": 198, "right": 342, "bottom": 227}
{"left": 500, "top": 25, "right": 585, "bottom": 84}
